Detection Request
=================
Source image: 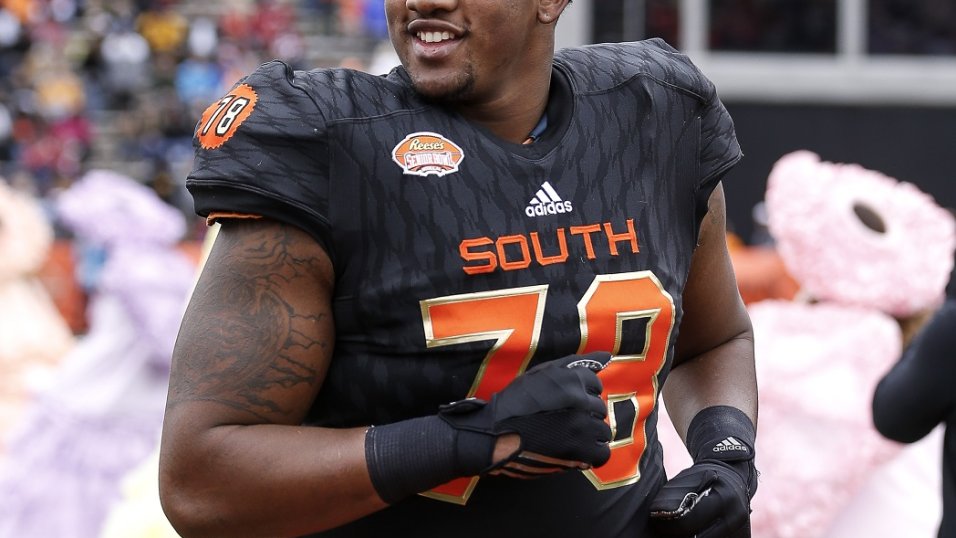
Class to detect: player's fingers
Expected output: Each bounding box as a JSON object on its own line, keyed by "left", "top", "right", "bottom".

{"left": 500, "top": 461, "right": 566, "bottom": 476}
{"left": 518, "top": 451, "right": 592, "bottom": 470}
{"left": 564, "top": 361, "right": 605, "bottom": 399}
{"left": 585, "top": 393, "right": 609, "bottom": 419}
{"left": 491, "top": 468, "right": 539, "bottom": 480}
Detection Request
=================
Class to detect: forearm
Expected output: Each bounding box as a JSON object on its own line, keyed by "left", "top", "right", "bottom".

{"left": 160, "top": 405, "right": 385, "bottom": 537}
{"left": 662, "top": 331, "right": 757, "bottom": 442}
{"left": 666, "top": 183, "right": 758, "bottom": 441}
{"left": 649, "top": 334, "right": 758, "bottom": 537}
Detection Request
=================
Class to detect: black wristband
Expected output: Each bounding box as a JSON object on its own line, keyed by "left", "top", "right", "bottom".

{"left": 686, "top": 405, "right": 755, "bottom": 462}
{"left": 364, "top": 416, "right": 495, "bottom": 504}
{"left": 685, "top": 405, "right": 758, "bottom": 497}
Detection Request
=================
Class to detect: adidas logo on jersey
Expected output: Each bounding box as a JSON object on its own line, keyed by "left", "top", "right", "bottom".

{"left": 712, "top": 436, "right": 750, "bottom": 453}
{"left": 525, "top": 181, "right": 573, "bottom": 217}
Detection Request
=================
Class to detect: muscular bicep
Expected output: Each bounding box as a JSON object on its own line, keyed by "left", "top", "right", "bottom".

{"left": 167, "top": 219, "right": 335, "bottom": 426}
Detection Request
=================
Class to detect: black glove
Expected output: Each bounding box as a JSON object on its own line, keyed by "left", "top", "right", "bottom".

{"left": 439, "top": 351, "right": 613, "bottom": 472}
{"left": 649, "top": 406, "right": 757, "bottom": 538}
{"left": 649, "top": 461, "right": 752, "bottom": 537}
{"left": 365, "top": 352, "right": 613, "bottom": 503}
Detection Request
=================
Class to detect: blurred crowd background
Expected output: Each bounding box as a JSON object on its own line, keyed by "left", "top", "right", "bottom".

{"left": 0, "top": 0, "right": 391, "bottom": 242}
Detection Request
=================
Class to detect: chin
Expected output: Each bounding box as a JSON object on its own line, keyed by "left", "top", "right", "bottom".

{"left": 409, "top": 70, "right": 475, "bottom": 104}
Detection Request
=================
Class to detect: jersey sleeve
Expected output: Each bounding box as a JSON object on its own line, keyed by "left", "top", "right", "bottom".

{"left": 872, "top": 299, "right": 956, "bottom": 443}
{"left": 680, "top": 53, "right": 742, "bottom": 228}
{"left": 692, "top": 90, "right": 742, "bottom": 227}
{"left": 638, "top": 38, "right": 743, "bottom": 189}
{"left": 698, "top": 90, "right": 742, "bottom": 188}
{"left": 186, "top": 60, "right": 333, "bottom": 252}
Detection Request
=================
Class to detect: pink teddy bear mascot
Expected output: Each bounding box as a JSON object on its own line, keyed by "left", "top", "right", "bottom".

{"left": 659, "top": 150, "right": 954, "bottom": 538}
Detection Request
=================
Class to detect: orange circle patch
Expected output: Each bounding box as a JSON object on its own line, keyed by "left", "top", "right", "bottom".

{"left": 391, "top": 132, "right": 465, "bottom": 177}
{"left": 196, "top": 84, "right": 258, "bottom": 150}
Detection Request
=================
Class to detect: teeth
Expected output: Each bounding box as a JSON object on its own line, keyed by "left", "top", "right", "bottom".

{"left": 417, "top": 31, "right": 454, "bottom": 44}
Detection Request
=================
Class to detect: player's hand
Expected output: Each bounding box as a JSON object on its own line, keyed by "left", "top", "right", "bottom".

{"left": 485, "top": 435, "right": 593, "bottom": 479}
{"left": 648, "top": 459, "right": 755, "bottom": 538}
{"left": 438, "top": 352, "right": 613, "bottom": 476}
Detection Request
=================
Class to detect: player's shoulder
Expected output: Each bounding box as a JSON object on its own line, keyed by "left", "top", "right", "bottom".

{"left": 236, "top": 59, "right": 422, "bottom": 123}
{"left": 554, "top": 38, "right": 716, "bottom": 103}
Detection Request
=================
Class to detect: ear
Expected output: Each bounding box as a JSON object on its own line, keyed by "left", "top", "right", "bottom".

{"left": 537, "top": 0, "right": 570, "bottom": 25}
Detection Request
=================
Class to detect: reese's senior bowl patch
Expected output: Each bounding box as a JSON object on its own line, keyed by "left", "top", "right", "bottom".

{"left": 392, "top": 132, "right": 464, "bottom": 177}
{"left": 197, "top": 84, "right": 258, "bottom": 150}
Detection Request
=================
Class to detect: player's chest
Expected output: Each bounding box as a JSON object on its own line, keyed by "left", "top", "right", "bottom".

{"left": 327, "top": 117, "right": 694, "bottom": 270}
{"left": 329, "top": 115, "right": 686, "bottom": 237}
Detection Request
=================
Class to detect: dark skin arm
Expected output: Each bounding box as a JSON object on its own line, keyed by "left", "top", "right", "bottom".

{"left": 159, "top": 219, "right": 534, "bottom": 537}
{"left": 663, "top": 183, "right": 758, "bottom": 441}
{"left": 158, "top": 219, "right": 385, "bottom": 537}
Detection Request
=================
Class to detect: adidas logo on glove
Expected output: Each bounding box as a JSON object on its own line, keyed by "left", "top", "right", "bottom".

{"left": 712, "top": 436, "right": 750, "bottom": 454}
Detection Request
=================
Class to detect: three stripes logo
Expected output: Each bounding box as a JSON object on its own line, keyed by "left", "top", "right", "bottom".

{"left": 712, "top": 436, "right": 750, "bottom": 454}
{"left": 525, "top": 181, "right": 573, "bottom": 217}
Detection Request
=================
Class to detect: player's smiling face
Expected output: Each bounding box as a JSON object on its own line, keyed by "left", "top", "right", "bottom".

{"left": 385, "top": 0, "right": 550, "bottom": 104}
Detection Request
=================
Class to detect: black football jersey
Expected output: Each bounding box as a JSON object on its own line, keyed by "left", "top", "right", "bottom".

{"left": 186, "top": 38, "right": 742, "bottom": 538}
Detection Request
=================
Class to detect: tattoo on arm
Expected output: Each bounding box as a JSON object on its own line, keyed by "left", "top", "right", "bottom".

{"left": 168, "top": 222, "right": 332, "bottom": 423}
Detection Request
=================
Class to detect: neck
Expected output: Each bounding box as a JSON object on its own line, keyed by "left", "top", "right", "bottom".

{"left": 461, "top": 86, "right": 550, "bottom": 144}
{"left": 457, "top": 50, "right": 554, "bottom": 144}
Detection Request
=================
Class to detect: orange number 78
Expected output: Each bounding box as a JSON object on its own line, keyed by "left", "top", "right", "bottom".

{"left": 419, "top": 271, "right": 675, "bottom": 505}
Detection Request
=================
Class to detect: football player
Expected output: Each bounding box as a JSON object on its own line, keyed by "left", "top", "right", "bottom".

{"left": 159, "top": 0, "right": 758, "bottom": 536}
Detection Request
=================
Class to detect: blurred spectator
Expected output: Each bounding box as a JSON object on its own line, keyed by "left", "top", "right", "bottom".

{"left": 98, "top": 28, "right": 151, "bottom": 109}
{"left": 135, "top": 0, "right": 188, "bottom": 55}
{"left": 0, "top": 8, "right": 25, "bottom": 78}
{"left": 0, "top": 98, "right": 12, "bottom": 165}
{"left": 337, "top": 0, "right": 364, "bottom": 36}
{"left": 17, "top": 116, "right": 84, "bottom": 193}
{"left": 4, "top": 0, "right": 36, "bottom": 24}
{"left": 269, "top": 29, "right": 306, "bottom": 67}
{"left": 218, "top": 0, "right": 256, "bottom": 44}
{"left": 186, "top": 16, "right": 217, "bottom": 59}
{"left": 251, "top": 0, "right": 296, "bottom": 48}
{"left": 362, "top": 0, "right": 387, "bottom": 40}
{"left": 304, "top": 0, "right": 339, "bottom": 34}
{"left": 174, "top": 53, "right": 223, "bottom": 108}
